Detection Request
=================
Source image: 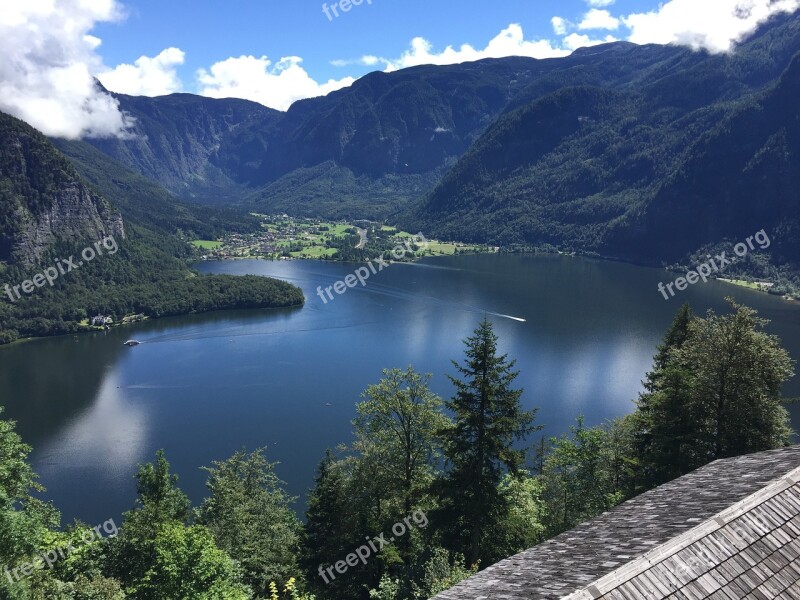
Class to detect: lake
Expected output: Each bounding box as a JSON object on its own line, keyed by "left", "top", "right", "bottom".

{"left": 1, "top": 254, "right": 799, "bottom": 525}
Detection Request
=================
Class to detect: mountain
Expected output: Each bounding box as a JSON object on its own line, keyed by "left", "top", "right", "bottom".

{"left": 83, "top": 27, "right": 795, "bottom": 222}
{"left": 0, "top": 111, "right": 303, "bottom": 345}
{"left": 87, "top": 54, "right": 706, "bottom": 217}
{"left": 0, "top": 112, "right": 124, "bottom": 268}
{"left": 53, "top": 137, "right": 264, "bottom": 240}
{"left": 54, "top": 11, "right": 800, "bottom": 287}
{"left": 86, "top": 91, "right": 281, "bottom": 202}
{"left": 84, "top": 59, "right": 555, "bottom": 212}
{"left": 406, "top": 13, "right": 800, "bottom": 270}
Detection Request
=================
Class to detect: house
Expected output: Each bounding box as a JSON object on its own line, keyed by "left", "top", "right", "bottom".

{"left": 91, "top": 315, "right": 113, "bottom": 326}
{"left": 433, "top": 446, "right": 800, "bottom": 599}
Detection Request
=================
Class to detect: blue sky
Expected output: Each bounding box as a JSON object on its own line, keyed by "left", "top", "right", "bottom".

{"left": 92, "top": 0, "right": 647, "bottom": 85}
{"left": 2, "top": 0, "right": 798, "bottom": 138}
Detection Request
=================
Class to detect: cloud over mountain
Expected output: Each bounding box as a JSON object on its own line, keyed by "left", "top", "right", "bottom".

{"left": 196, "top": 55, "right": 355, "bottom": 111}
{"left": 0, "top": 0, "right": 133, "bottom": 139}
{"left": 99, "top": 47, "right": 186, "bottom": 97}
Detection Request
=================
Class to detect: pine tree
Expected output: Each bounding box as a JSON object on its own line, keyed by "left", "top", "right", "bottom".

{"left": 435, "top": 318, "right": 539, "bottom": 566}
{"left": 302, "top": 450, "right": 361, "bottom": 600}
{"left": 633, "top": 304, "right": 695, "bottom": 487}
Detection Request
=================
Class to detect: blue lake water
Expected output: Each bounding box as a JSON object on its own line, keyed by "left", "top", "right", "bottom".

{"left": 1, "top": 254, "right": 798, "bottom": 525}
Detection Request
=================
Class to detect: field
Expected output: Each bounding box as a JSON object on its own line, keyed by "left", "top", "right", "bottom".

{"left": 191, "top": 216, "right": 493, "bottom": 261}
{"left": 191, "top": 240, "right": 224, "bottom": 250}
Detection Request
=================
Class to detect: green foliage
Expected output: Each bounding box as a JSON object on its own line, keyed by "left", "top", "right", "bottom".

{"left": 354, "top": 368, "right": 450, "bottom": 521}
{"left": 133, "top": 450, "right": 192, "bottom": 525}
{"left": 0, "top": 409, "right": 61, "bottom": 598}
{"left": 0, "top": 299, "right": 797, "bottom": 600}
{"left": 268, "top": 578, "right": 315, "bottom": 600}
{"left": 106, "top": 451, "right": 191, "bottom": 593}
{"left": 302, "top": 451, "right": 363, "bottom": 600}
{"left": 631, "top": 300, "right": 795, "bottom": 487}
{"left": 196, "top": 449, "right": 301, "bottom": 596}
{"left": 0, "top": 110, "right": 305, "bottom": 346}
{"left": 435, "top": 318, "right": 540, "bottom": 565}
{"left": 131, "top": 522, "right": 251, "bottom": 600}
{"left": 541, "top": 417, "right": 631, "bottom": 535}
{"left": 410, "top": 548, "right": 476, "bottom": 599}
{"left": 492, "top": 473, "right": 547, "bottom": 555}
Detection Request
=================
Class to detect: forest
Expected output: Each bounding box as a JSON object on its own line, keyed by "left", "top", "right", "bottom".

{"left": 0, "top": 110, "right": 305, "bottom": 346}
{"left": 0, "top": 300, "right": 795, "bottom": 599}
{"left": 0, "top": 224, "right": 305, "bottom": 345}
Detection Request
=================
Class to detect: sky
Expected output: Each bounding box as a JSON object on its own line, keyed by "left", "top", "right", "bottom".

{"left": 1, "top": 0, "right": 799, "bottom": 139}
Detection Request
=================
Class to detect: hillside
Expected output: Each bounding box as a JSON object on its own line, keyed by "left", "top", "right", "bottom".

{"left": 0, "top": 112, "right": 304, "bottom": 345}
{"left": 86, "top": 91, "right": 282, "bottom": 202}
{"left": 59, "top": 11, "right": 800, "bottom": 285}
{"left": 405, "top": 13, "right": 800, "bottom": 274}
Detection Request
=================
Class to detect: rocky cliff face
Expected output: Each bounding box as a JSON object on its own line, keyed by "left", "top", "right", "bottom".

{"left": 0, "top": 112, "right": 125, "bottom": 268}
{"left": 11, "top": 180, "right": 125, "bottom": 267}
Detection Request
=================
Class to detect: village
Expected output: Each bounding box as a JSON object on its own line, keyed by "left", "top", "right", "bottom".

{"left": 191, "top": 214, "right": 490, "bottom": 261}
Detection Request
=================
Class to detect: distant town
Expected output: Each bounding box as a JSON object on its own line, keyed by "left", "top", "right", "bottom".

{"left": 191, "top": 214, "right": 494, "bottom": 261}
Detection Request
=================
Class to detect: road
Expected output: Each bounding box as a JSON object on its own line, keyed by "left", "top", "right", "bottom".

{"left": 355, "top": 227, "right": 367, "bottom": 249}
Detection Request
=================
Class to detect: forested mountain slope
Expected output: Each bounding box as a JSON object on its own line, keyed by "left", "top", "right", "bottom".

{"left": 0, "top": 112, "right": 303, "bottom": 345}
{"left": 405, "top": 13, "right": 800, "bottom": 271}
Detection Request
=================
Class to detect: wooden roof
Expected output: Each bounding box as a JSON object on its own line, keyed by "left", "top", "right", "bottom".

{"left": 432, "top": 446, "right": 800, "bottom": 600}
{"left": 565, "top": 465, "right": 800, "bottom": 599}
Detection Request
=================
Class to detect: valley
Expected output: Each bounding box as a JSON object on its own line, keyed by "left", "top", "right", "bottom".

{"left": 190, "top": 215, "right": 489, "bottom": 261}
{"left": 2, "top": 5, "right": 800, "bottom": 599}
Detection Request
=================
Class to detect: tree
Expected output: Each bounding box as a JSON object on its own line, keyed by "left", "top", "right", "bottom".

{"left": 196, "top": 449, "right": 301, "bottom": 596}
{"left": 354, "top": 368, "right": 450, "bottom": 532}
{"left": 0, "top": 408, "right": 61, "bottom": 599}
{"left": 436, "top": 318, "right": 539, "bottom": 566}
{"left": 676, "top": 300, "right": 794, "bottom": 461}
{"left": 133, "top": 522, "right": 251, "bottom": 600}
{"left": 302, "top": 451, "right": 362, "bottom": 600}
{"left": 491, "top": 473, "right": 546, "bottom": 556}
{"left": 632, "top": 304, "right": 696, "bottom": 487}
{"left": 633, "top": 300, "right": 795, "bottom": 485}
{"left": 107, "top": 450, "right": 191, "bottom": 591}
{"left": 131, "top": 449, "right": 191, "bottom": 526}
{"left": 542, "top": 417, "right": 625, "bottom": 535}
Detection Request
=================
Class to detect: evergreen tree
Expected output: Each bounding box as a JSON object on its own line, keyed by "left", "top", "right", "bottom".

{"left": 107, "top": 450, "right": 192, "bottom": 591}
{"left": 196, "top": 449, "right": 301, "bottom": 596}
{"left": 633, "top": 304, "right": 695, "bottom": 487}
{"left": 302, "top": 451, "right": 362, "bottom": 600}
{"left": 435, "top": 318, "right": 539, "bottom": 566}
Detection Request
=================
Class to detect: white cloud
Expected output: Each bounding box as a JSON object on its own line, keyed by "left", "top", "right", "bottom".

{"left": 552, "top": 16, "right": 570, "bottom": 35}
{"left": 579, "top": 9, "right": 621, "bottom": 30}
{"left": 99, "top": 48, "right": 186, "bottom": 96}
{"left": 623, "top": 0, "right": 800, "bottom": 53}
{"left": 587, "top": 0, "right": 616, "bottom": 6}
{"left": 343, "top": 24, "right": 570, "bottom": 72}
{"left": 0, "top": 0, "right": 134, "bottom": 139}
{"left": 197, "top": 56, "right": 355, "bottom": 111}
{"left": 563, "top": 33, "right": 619, "bottom": 50}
